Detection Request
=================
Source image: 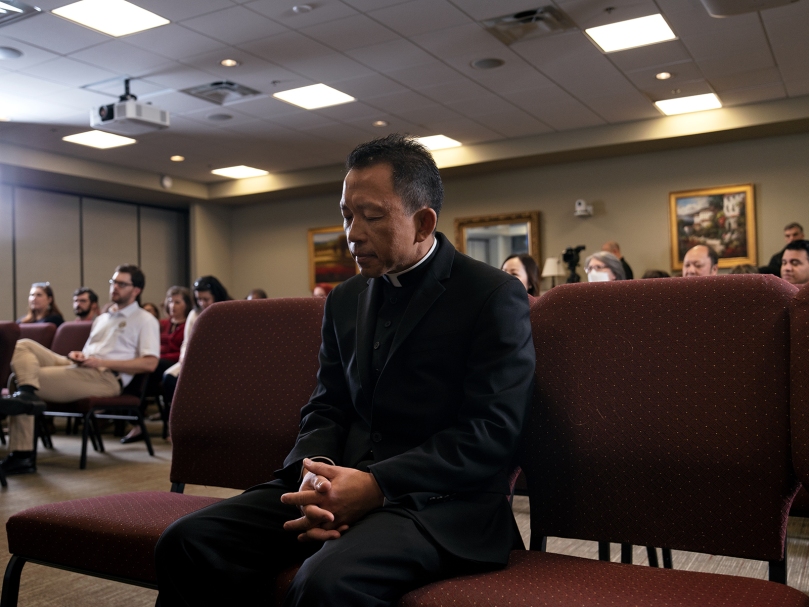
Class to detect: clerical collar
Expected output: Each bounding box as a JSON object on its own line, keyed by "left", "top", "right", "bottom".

{"left": 384, "top": 237, "right": 438, "bottom": 288}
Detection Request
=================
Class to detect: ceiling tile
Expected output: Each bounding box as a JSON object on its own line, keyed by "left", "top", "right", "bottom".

{"left": 134, "top": 0, "right": 235, "bottom": 22}
{"left": 341, "top": 0, "right": 411, "bottom": 11}
{"left": 183, "top": 106, "right": 258, "bottom": 128}
{"left": 227, "top": 94, "right": 306, "bottom": 119}
{"left": 386, "top": 61, "right": 466, "bottom": 89}
{"left": 300, "top": 14, "right": 400, "bottom": 51}
{"left": 719, "top": 83, "right": 786, "bottom": 107}
{"left": 583, "top": 91, "right": 659, "bottom": 123}
{"left": 22, "top": 57, "right": 119, "bottom": 88}
{"left": 0, "top": 12, "right": 108, "bottom": 55}
{"left": 299, "top": 122, "right": 375, "bottom": 146}
{"left": 785, "top": 79, "right": 809, "bottom": 97}
{"left": 265, "top": 108, "right": 337, "bottom": 130}
{"left": 420, "top": 79, "right": 491, "bottom": 104}
{"left": 0, "top": 35, "right": 60, "bottom": 72}
{"left": 239, "top": 30, "right": 333, "bottom": 65}
{"left": 444, "top": 0, "right": 541, "bottom": 21}
{"left": 137, "top": 90, "right": 218, "bottom": 114}
{"left": 313, "top": 101, "right": 381, "bottom": 122}
{"left": 245, "top": 0, "right": 358, "bottom": 28}
{"left": 446, "top": 92, "right": 520, "bottom": 117}
{"left": 52, "top": 87, "right": 122, "bottom": 110}
{"left": 393, "top": 104, "right": 465, "bottom": 128}
{"left": 181, "top": 6, "right": 287, "bottom": 45}
{"left": 179, "top": 48, "right": 304, "bottom": 90}
{"left": 346, "top": 38, "right": 434, "bottom": 71}
{"left": 124, "top": 25, "right": 227, "bottom": 61}
{"left": 637, "top": 79, "right": 713, "bottom": 101}
{"left": 697, "top": 52, "right": 775, "bottom": 79}
{"left": 503, "top": 86, "right": 605, "bottom": 131}
{"left": 370, "top": 0, "right": 472, "bottom": 37}
{"left": 344, "top": 114, "right": 425, "bottom": 136}
{"left": 607, "top": 40, "right": 692, "bottom": 73}
{"left": 709, "top": 67, "right": 782, "bottom": 93}
{"left": 473, "top": 108, "right": 552, "bottom": 138}
{"left": 365, "top": 90, "right": 436, "bottom": 113}
{"left": 624, "top": 60, "right": 705, "bottom": 91}
{"left": 428, "top": 117, "right": 502, "bottom": 144}
{"left": 139, "top": 65, "right": 226, "bottom": 90}
{"left": 555, "top": 0, "right": 660, "bottom": 30}
{"left": 411, "top": 22, "right": 504, "bottom": 59}
{"left": 1, "top": 71, "right": 69, "bottom": 99}
{"left": 70, "top": 41, "right": 172, "bottom": 75}
{"left": 281, "top": 53, "right": 375, "bottom": 84}
{"left": 328, "top": 73, "right": 409, "bottom": 99}
{"left": 444, "top": 55, "right": 557, "bottom": 95}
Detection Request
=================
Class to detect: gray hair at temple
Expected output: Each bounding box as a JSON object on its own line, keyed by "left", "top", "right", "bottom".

{"left": 584, "top": 251, "right": 626, "bottom": 280}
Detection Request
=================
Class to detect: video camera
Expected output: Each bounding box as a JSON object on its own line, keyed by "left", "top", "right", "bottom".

{"left": 562, "top": 245, "right": 585, "bottom": 283}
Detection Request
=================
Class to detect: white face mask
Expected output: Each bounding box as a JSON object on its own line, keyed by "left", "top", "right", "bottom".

{"left": 587, "top": 270, "right": 611, "bottom": 283}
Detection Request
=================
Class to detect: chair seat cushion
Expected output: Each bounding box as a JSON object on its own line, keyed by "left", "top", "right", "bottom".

{"left": 397, "top": 551, "right": 809, "bottom": 607}
{"left": 6, "top": 491, "right": 222, "bottom": 583}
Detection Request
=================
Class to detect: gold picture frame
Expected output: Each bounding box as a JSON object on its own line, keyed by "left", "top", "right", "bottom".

{"left": 308, "top": 225, "right": 357, "bottom": 291}
{"left": 669, "top": 184, "right": 756, "bottom": 271}
{"left": 454, "top": 211, "right": 541, "bottom": 269}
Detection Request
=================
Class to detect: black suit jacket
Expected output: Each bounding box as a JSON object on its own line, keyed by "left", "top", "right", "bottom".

{"left": 279, "top": 232, "right": 535, "bottom": 565}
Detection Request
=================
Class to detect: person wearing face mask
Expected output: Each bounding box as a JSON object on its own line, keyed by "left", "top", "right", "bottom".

{"left": 584, "top": 251, "right": 626, "bottom": 282}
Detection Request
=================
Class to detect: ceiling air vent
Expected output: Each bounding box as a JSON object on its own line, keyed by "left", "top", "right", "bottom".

{"left": 0, "top": 0, "right": 41, "bottom": 28}
{"left": 482, "top": 6, "right": 574, "bottom": 45}
{"left": 181, "top": 81, "right": 261, "bottom": 105}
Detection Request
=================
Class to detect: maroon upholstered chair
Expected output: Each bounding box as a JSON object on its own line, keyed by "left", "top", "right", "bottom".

{"left": 0, "top": 322, "right": 20, "bottom": 394}
{"left": 50, "top": 320, "right": 93, "bottom": 357}
{"left": 397, "top": 276, "right": 807, "bottom": 607}
{"left": 1, "top": 298, "right": 325, "bottom": 605}
{"left": 791, "top": 282, "right": 809, "bottom": 515}
{"left": 18, "top": 323, "right": 56, "bottom": 349}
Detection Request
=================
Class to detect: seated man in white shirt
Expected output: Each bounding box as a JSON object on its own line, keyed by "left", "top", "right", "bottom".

{"left": 0, "top": 264, "right": 160, "bottom": 476}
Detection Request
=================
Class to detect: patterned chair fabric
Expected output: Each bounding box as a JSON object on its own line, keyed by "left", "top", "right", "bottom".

{"left": 0, "top": 321, "right": 20, "bottom": 391}
{"left": 791, "top": 282, "right": 809, "bottom": 490}
{"left": 3, "top": 298, "right": 325, "bottom": 594}
{"left": 394, "top": 276, "right": 807, "bottom": 607}
{"left": 18, "top": 323, "right": 56, "bottom": 349}
{"left": 170, "top": 298, "right": 325, "bottom": 490}
{"left": 50, "top": 321, "right": 92, "bottom": 357}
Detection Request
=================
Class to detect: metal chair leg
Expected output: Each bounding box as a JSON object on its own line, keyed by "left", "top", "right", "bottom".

{"left": 0, "top": 468, "right": 6, "bottom": 489}
{"left": 621, "top": 543, "right": 633, "bottom": 564}
{"left": 769, "top": 544, "right": 787, "bottom": 584}
{"left": 0, "top": 556, "right": 26, "bottom": 607}
{"left": 662, "top": 548, "right": 673, "bottom": 569}
{"left": 138, "top": 412, "right": 155, "bottom": 457}
{"left": 80, "top": 413, "right": 91, "bottom": 469}
{"left": 91, "top": 414, "right": 105, "bottom": 453}
{"left": 598, "top": 541, "right": 610, "bottom": 561}
{"left": 646, "top": 546, "right": 659, "bottom": 567}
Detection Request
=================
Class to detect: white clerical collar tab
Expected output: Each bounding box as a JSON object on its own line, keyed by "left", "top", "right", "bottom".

{"left": 384, "top": 237, "right": 438, "bottom": 288}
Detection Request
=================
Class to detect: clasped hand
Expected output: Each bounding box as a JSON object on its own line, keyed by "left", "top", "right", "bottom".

{"left": 281, "top": 458, "right": 384, "bottom": 543}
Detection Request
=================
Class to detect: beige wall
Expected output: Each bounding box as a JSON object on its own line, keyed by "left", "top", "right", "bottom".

{"left": 229, "top": 132, "right": 809, "bottom": 298}
{"left": 190, "top": 202, "right": 233, "bottom": 294}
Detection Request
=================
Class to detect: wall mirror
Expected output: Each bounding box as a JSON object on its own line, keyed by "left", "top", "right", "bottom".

{"left": 454, "top": 211, "right": 540, "bottom": 268}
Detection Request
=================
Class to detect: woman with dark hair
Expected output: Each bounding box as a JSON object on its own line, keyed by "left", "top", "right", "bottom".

{"left": 122, "top": 286, "right": 193, "bottom": 443}
{"left": 18, "top": 282, "right": 64, "bottom": 327}
{"left": 501, "top": 254, "right": 540, "bottom": 296}
{"left": 159, "top": 277, "right": 232, "bottom": 437}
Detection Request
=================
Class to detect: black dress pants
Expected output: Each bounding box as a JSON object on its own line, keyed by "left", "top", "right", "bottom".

{"left": 155, "top": 480, "right": 465, "bottom": 607}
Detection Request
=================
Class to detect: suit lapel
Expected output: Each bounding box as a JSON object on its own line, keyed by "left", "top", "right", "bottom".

{"left": 356, "top": 276, "right": 380, "bottom": 405}
{"left": 385, "top": 234, "right": 454, "bottom": 365}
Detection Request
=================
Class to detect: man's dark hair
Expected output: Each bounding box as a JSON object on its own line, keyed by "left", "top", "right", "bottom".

{"left": 785, "top": 239, "right": 809, "bottom": 256}
{"left": 345, "top": 133, "right": 443, "bottom": 217}
{"left": 115, "top": 264, "right": 145, "bottom": 290}
{"left": 785, "top": 222, "right": 804, "bottom": 233}
{"left": 701, "top": 245, "right": 719, "bottom": 267}
{"left": 73, "top": 287, "right": 98, "bottom": 304}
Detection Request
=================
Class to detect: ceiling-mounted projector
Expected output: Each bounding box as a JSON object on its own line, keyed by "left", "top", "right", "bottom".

{"left": 90, "top": 78, "right": 169, "bottom": 135}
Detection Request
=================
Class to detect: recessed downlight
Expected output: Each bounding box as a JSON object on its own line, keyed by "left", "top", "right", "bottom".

{"left": 470, "top": 58, "right": 504, "bottom": 70}
{"left": 416, "top": 135, "right": 462, "bottom": 151}
{"left": 292, "top": 4, "right": 313, "bottom": 13}
{"left": 372, "top": 120, "right": 389, "bottom": 127}
{"left": 52, "top": 0, "right": 169, "bottom": 37}
{"left": 656, "top": 71, "right": 672, "bottom": 80}
{"left": 207, "top": 113, "right": 233, "bottom": 121}
{"left": 170, "top": 155, "right": 185, "bottom": 162}
{"left": 220, "top": 58, "right": 240, "bottom": 67}
{"left": 211, "top": 165, "right": 269, "bottom": 179}
{"left": 63, "top": 130, "right": 136, "bottom": 149}
{"left": 585, "top": 14, "right": 676, "bottom": 53}
{"left": 654, "top": 93, "right": 722, "bottom": 116}
{"left": 0, "top": 46, "right": 23, "bottom": 60}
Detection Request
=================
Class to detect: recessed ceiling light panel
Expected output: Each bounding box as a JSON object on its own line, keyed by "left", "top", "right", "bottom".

{"left": 656, "top": 71, "right": 672, "bottom": 80}
{"left": 273, "top": 84, "right": 355, "bottom": 110}
{"left": 585, "top": 14, "right": 676, "bottom": 53}
{"left": 654, "top": 93, "right": 722, "bottom": 116}
{"left": 170, "top": 155, "right": 185, "bottom": 162}
{"left": 62, "top": 130, "right": 136, "bottom": 149}
{"left": 52, "top": 0, "right": 169, "bottom": 37}
{"left": 211, "top": 165, "right": 269, "bottom": 179}
{"left": 416, "top": 135, "right": 462, "bottom": 151}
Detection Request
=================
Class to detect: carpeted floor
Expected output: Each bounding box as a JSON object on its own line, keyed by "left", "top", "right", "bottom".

{"left": 2, "top": 421, "right": 808, "bottom": 605}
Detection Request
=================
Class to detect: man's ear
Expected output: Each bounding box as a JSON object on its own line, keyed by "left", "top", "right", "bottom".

{"left": 413, "top": 207, "right": 438, "bottom": 243}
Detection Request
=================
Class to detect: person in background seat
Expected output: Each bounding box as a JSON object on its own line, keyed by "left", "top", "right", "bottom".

{"left": 781, "top": 240, "right": 809, "bottom": 286}
{"left": 501, "top": 254, "right": 540, "bottom": 296}
{"left": 761, "top": 222, "right": 804, "bottom": 276}
{"left": 682, "top": 245, "right": 719, "bottom": 277}
{"left": 17, "top": 282, "right": 64, "bottom": 327}
{"left": 602, "top": 241, "right": 633, "bottom": 279}
{"left": 72, "top": 287, "right": 100, "bottom": 322}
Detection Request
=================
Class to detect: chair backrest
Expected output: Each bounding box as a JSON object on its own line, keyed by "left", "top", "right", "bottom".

{"left": 0, "top": 321, "right": 21, "bottom": 390}
{"left": 791, "top": 282, "right": 809, "bottom": 491}
{"left": 51, "top": 321, "right": 93, "bottom": 356}
{"left": 521, "top": 275, "right": 798, "bottom": 562}
{"left": 19, "top": 322, "right": 57, "bottom": 349}
{"left": 170, "top": 298, "right": 325, "bottom": 490}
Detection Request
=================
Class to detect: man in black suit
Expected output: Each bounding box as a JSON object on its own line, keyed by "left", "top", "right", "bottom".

{"left": 155, "top": 134, "right": 536, "bottom": 607}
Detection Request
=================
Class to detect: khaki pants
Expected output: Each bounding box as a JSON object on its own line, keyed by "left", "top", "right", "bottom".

{"left": 7, "top": 339, "right": 121, "bottom": 451}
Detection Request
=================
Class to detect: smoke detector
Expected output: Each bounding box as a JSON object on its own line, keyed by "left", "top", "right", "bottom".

{"left": 182, "top": 81, "right": 261, "bottom": 105}
{"left": 482, "top": 6, "right": 574, "bottom": 45}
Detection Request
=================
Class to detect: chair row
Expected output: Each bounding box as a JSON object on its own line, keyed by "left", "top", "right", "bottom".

{"left": 3, "top": 276, "right": 809, "bottom": 606}
{"left": 0, "top": 320, "right": 154, "bottom": 469}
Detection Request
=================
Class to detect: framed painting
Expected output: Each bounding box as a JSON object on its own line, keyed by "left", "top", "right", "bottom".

{"left": 669, "top": 184, "right": 756, "bottom": 271}
{"left": 308, "top": 225, "right": 357, "bottom": 291}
